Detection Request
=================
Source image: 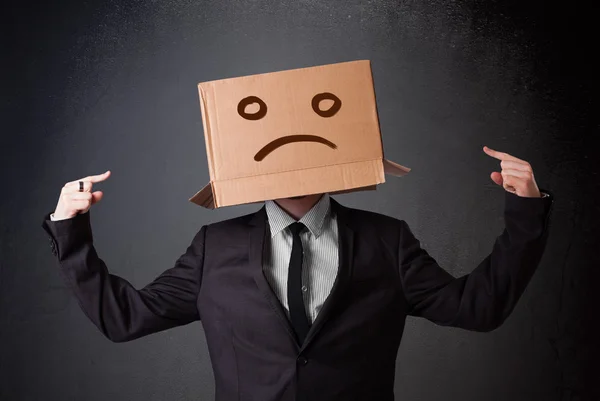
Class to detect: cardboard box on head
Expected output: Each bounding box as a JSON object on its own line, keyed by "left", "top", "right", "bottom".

{"left": 189, "top": 59, "right": 411, "bottom": 208}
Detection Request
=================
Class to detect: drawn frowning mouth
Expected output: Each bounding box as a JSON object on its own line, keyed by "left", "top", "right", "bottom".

{"left": 254, "top": 135, "right": 337, "bottom": 161}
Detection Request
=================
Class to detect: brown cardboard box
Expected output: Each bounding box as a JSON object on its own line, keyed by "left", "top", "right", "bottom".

{"left": 189, "top": 60, "right": 411, "bottom": 208}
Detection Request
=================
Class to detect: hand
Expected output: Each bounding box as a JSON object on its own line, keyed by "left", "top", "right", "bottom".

{"left": 53, "top": 171, "right": 111, "bottom": 219}
{"left": 483, "top": 146, "right": 541, "bottom": 198}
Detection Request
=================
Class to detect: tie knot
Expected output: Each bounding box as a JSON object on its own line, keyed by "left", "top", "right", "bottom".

{"left": 288, "top": 222, "right": 305, "bottom": 236}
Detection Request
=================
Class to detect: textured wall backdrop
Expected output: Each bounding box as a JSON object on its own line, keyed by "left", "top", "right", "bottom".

{"left": 1, "top": 0, "right": 597, "bottom": 400}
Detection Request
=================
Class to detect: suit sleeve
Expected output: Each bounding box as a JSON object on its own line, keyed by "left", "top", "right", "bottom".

{"left": 398, "top": 189, "right": 554, "bottom": 332}
{"left": 41, "top": 210, "right": 206, "bottom": 342}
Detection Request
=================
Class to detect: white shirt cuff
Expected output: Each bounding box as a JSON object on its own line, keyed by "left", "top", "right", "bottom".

{"left": 50, "top": 213, "right": 73, "bottom": 221}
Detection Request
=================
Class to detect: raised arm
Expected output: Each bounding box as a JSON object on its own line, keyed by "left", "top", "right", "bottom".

{"left": 398, "top": 147, "right": 554, "bottom": 331}
{"left": 41, "top": 171, "right": 205, "bottom": 342}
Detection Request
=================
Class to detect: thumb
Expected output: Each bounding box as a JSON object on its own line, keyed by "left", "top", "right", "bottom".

{"left": 490, "top": 171, "right": 503, "bottom": 186}
{"left": 91, "top": 191, "right": 104, "bottom": 204}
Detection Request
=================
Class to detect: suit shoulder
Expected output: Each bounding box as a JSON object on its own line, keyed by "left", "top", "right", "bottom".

{"left": 337, "top": 205, "right": 407, "bottom": 258}
{"left": 205, "top": 209, "right": 261, "bottom": 232}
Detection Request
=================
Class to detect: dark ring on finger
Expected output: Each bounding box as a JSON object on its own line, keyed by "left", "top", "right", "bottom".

{"left": 79, "top": 181, "right": 84, "bottom": 192}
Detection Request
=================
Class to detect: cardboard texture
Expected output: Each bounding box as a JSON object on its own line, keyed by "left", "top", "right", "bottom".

{"left": 189, "top": 60, "right": 411, "bottom": 208}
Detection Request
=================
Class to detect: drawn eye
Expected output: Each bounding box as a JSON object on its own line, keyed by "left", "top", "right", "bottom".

{"left": 311, "top": 92, "right": 342, "bottom": 117}
{"left": 238, "top": 96, "right": 267, "bottom": 120}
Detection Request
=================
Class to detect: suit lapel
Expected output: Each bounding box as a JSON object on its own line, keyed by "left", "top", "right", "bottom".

{"left": 301, "top": 198, "right": 354, "bottom": 351}
{"left": 248, "top": 206, "right": 300, "bottom": 350}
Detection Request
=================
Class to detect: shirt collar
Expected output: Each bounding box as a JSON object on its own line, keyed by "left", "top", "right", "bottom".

{"left": 265, "top": 193, "right": 331, "bottom": 239}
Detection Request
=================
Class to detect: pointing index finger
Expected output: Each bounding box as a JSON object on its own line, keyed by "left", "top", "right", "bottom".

{"left": 483, "top": 146, "right": 525, "bottom": 163}
{"left": 84, "top": 170, "right": 111, "bottom": 183}
{"left": 66, "top": 170, "right": 111, "bottom": 186}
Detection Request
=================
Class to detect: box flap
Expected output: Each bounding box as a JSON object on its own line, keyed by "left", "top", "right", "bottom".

{"left": 383, "top": 159, "right": 411, "bottom": 177}
{"left": 189, "top": 157, "right": 413, "bottom": 208}
{"left": 189, "top": 182, "right": 215, "bottom": 209}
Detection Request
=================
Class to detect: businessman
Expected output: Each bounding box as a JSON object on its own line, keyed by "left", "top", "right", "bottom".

{"left": 42, "top": 145, "right": 553, "bottom": 401}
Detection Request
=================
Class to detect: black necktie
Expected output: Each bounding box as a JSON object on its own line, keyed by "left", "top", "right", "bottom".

{"left": 287, "top": 222, "right": 310, "bottom": 344}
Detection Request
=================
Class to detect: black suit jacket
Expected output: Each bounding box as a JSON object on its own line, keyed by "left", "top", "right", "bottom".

{"left": 42, "top": 190, "right": 554, "bottom": 401}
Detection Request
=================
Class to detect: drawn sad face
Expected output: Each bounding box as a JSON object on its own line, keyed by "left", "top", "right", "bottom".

{"left": 237, "top": 92, "right": 342, "bottom": 161}
{"left": 203, "top": 62, "right": 383, "bottom": 182}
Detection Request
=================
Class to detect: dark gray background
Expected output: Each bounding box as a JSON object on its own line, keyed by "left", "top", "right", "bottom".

{"left": 1, "top": 0, "right": 597, "bottom": 400}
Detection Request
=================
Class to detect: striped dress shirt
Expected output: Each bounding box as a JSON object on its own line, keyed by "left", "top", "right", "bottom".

{"left": 263, "top": 194, "right": 339, "bottom": 324}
